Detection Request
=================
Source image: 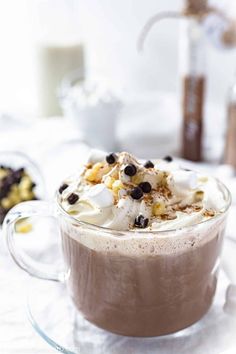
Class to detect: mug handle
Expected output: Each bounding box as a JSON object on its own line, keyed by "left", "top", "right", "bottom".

{"left": 3, "top": 200, "right": 65, "bottom": 282}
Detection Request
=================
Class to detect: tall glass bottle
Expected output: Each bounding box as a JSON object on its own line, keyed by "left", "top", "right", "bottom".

{"left": 138, "top": 0, "right": 236, "bottom": 162}
{"left": 180, "top": 0, "right": 208, "bottom": 161}
{"left": 224, "top": 78, "right": 236, "bottom": 168}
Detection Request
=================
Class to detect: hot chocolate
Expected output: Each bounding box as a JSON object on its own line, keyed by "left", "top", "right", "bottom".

{"left": 58, "top": 151, "right": 229, "bottom": 336}
{"left": 61, "top": 220, "right": 224, "bottom": 336}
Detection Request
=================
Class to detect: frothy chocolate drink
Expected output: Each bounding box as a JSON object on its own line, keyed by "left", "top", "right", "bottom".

{"left": 58, "top": 151, "right": 229, "bottom": 336}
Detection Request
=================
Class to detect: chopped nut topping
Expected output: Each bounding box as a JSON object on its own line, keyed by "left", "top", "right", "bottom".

{"left": 155, "top": 185, "right": 172, "bottom": 199}
{"left": 173, "top": 203, "right": 202, "bottom": 214}
{"left": 195, "top": 190, "right": 204, "bottom": 202}
{"left": 132, "top": 174, "right": 143, "bottom": 185}
{"left": 85, "top": 163, "right": 93, "bottom": 169}
{"left": 203, "top": 209, "right": 215, "bottom": 217}
{"left": 104, "top": 176, "right": 116, "bottom": 189}
{"left": 112, "top": 180, "right": 124, "bottom": 195}
{"left": 152, "top": 201, "right": 166, "bottom": 216}
{"left": 160, "top": 213, "right": 177, "bottom": 221}
{"left": 84, "top": 162, "right": 111, "bottom": 183}
{"left": 60, "top": 152, "right": 222, "bottom": 231}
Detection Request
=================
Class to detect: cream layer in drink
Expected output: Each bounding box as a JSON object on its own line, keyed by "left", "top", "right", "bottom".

{"left": 59, "top": 151, "right": 225, "bottom": 231}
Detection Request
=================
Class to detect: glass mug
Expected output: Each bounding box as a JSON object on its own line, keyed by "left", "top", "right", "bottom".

{"left": 3, "top": 178, "right": 231, "bottom": 337}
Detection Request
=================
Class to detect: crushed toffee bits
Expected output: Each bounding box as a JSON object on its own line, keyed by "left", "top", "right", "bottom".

{"left": 195, "top": 190, "right": 204, "bottom": 202}
{"left": 203, "top": 209, "right": 215, "bottom": 217}
{"left": 160, "top": 213, "right": 177, "bottom": 221}
{"left": 173, "top": 203, "right": 202, "bottom": 214}
{"left": 155, "top": 185, "right": 172, "bottom": 199}
{"left": 152, "top": 202, "right": 166, "bottom": 216}
{"left": 84, "top": 162, "right": 111, "bottom": 183}
{"left": 58, "top": 151, "right": 224, "bottom": 232}
{"left": 192, "top": 205, "right": 202, "bottom": 212}
{"left": 68, "top": 193, "right": 79, "bottom": 205}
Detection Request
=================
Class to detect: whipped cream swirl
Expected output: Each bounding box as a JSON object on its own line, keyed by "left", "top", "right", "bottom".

{"left": 58, "top": 151, "right": 227, "bottom": 231}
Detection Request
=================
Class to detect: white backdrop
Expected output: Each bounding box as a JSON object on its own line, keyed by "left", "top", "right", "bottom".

{"left": 0, "top": 0, "right": 236, "bottom": 117}
{"left": 78, "top": 0, "right": 236, "bottom": 100}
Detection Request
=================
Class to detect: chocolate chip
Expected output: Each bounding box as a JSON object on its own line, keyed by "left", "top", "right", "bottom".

{"left": 0, "top": 207, "right": 6, "bottom": 224}
{"left": 14, "top": 176, "right": 22, "bottom": 184}
{"left": 0, "top": 188, "right": 8, "bottom": 200}
{"left": 15, "top": 167, "right": 25, "bottom": 174}
{"left": 5, "top": 175, "right": 15, "bottom": 186}
{"left": 144, "top": 160, "right": 154, "bottom": 168}
{"left": 124, "top": 164, "right": 137, "bottom": 176}
{"left": 68, "top": 193, "right": 79, "bottom": 205}
{"left": 59, "top": 183, "right": 68, "bottom": 194}
{"left": 13, "top": 169, "right": 24, "bottom": 184}
{"left": 163, "top": 155, "right": 173, "bottom": 162}
{"left": 1, "top": 177, "right": 11, "bottom": 194}
{"left": 134, "top": 215, "right": 149, "bottom": 228}
{"left": 130, "top": 187, "right": 143, "bottom": 200}
{"left": 106, "top": 153, "right": 117, "bottom": 164}
{"left": 139, "top": 182, "right": 152, "bottom": 193}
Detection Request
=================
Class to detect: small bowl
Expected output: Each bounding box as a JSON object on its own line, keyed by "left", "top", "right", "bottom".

{"left": 59, "top": 70, "right": 122, "bottom": 151}
{"left": 0, "top": 150, "right": 46, "bottom": 224}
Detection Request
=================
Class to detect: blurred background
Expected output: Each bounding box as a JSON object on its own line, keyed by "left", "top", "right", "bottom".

{"left": 1, "top": 0, "right": 236, "bottom": 193}
{"left": 1, "top": 0, "right": 236, "bottom": 164}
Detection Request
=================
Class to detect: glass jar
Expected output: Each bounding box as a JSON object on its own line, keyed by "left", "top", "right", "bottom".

{"left": 224, "top": 78, "right": 236, "bottom": 169}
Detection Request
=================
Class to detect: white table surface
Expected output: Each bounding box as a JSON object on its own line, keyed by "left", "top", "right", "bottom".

{"left": 0, "top": 117, "right": 89, "bottom": 354}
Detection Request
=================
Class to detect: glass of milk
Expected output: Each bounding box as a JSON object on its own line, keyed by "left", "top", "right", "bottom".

{"left": 32, "top": 0, "right": 85, "bottom": 117}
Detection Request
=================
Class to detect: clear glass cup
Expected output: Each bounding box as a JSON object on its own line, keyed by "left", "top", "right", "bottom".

{"left": 3, "top": 177, "right": 231, "bottom": 337}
